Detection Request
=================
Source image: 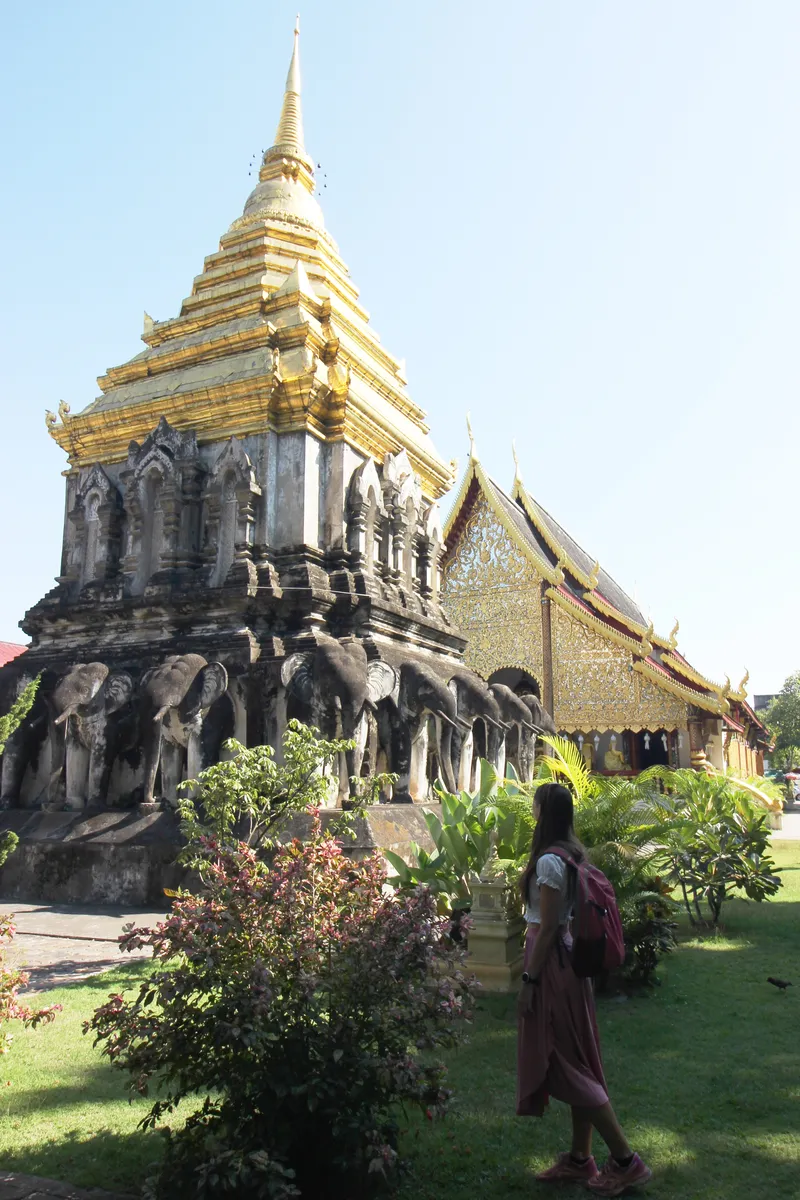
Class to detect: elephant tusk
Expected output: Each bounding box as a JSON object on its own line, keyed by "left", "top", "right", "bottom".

{"left": 521, "top": 720, "right": 538, "bottom": 733}
{"left": 484, "top": 716, "right": 508, "bottom": 731}
{"left": 154, "top": 706, "right": 169, "bottom": 723}
{"left": 432, "top": 708, "right": 459, "bottom": 731}
{"left": 53, "top": 709, "right": 75, "bottom": 726}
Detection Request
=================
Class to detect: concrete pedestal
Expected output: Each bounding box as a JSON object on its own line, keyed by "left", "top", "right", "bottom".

{"left": 467, "top": 873, "right": 525, "bottom": 993}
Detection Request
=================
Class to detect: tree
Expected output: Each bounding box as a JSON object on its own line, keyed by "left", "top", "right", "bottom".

{"left": 0, "top": 675, "right": 40, "bottom": 755}
{"left": 765, "top": 671, "right": 800, "bottom": 770}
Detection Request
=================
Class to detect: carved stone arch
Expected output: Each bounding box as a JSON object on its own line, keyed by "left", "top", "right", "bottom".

{"left": 346, "top": 458, "right": 386, "bottom": 574}
{"left": 67, "top": 463, "right": 123, "bottom": 590}
{"left": 203, "top": 437, "right": 262, "bottom": 588}
{"left": 120, "top": 417, "right": 204, "bottom": 595}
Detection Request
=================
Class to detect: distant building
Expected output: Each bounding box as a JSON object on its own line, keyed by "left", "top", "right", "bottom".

{"left": 753, "top": 695, "right": 777, "bottom": 713}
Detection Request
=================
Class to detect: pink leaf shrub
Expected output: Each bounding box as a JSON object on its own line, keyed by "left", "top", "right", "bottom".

{"left": 0, "top": 914, "right": 60, "bottom": 1055}
{"left": 85, "top": 816, "right": 477, "bottom": 1198}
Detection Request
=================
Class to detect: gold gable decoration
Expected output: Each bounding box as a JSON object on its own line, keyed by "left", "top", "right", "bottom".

{"left": 441, "top": 494, "right": 544, "bottom": 685}
{"left": 551, "top": 604, "right": 687, "bottom": 733}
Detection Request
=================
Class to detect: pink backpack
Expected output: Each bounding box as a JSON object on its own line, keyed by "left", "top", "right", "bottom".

{"left": 545, "top": 847, "right": 626, "bottom": 978}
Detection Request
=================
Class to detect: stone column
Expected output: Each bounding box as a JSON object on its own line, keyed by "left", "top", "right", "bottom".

{"left": 467, "top": 854, "right": 525, "bottom": 993}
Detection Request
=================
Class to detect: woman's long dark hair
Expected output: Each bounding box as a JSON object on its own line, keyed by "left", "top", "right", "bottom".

{"left": 519, "top": 781, "right": 585, "bottom": 900}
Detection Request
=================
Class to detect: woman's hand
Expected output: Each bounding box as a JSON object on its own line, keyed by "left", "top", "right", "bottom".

{"left": 517, "top": 980, "right": 537, "bottom": 1018}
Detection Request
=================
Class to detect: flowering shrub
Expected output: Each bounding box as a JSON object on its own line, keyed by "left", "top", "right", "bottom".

{"left": 86, "top": 820, "right": 476, "bottom": 1199}
{"left": 1, "top": 913, "right": 60, "bottom": 1055}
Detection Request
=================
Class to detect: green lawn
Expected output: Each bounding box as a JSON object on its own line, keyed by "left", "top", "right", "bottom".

{"left": 2, "top": 843, "right": 799, "bottom": 1198}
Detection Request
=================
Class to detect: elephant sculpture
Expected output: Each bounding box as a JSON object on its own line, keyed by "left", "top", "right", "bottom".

{"left": 281, "top": 636, "right": 397, "bottom": 806}
{"left": 489, "top": 682, "right": 539, "bottom": 782}
{"left": 140, "top": 654, "right": 229, "bottom": 805}
{"left": 50, "top": 662, "right": 134, "bottom": 808}
{"left": 447, "top": 670, "right": 507, "bottom": 790}
{"left": 388, "top": 661, "right": 464, "bottom": 801}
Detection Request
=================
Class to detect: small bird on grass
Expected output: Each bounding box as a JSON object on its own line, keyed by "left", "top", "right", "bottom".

{"left": 767, "top": 977, "right": 793, "bottom": 991}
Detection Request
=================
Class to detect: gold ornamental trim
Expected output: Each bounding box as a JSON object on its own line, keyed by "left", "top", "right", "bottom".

{"left": 443, "top": 459, "right": 561, "bottom": 584}
{"left": 661, "top": 651, "right": 724, "bottom": 696}
{"left": 546, "top": 588, "right": 645, "bottom": 656}
{"left": 46, "top": 382, "right": 453, "bottom": 500}
{"left": 633, "top": 661, "right": 726, "bottom": 716}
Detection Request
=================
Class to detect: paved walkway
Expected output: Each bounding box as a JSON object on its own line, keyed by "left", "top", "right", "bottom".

{"left": 0, "top": 1173, "right": 133, "bottom": 1200}
{"left": 2, "top": 902, "right": 167, "bottom": 992}
{"left": 773, "top": 809, "right": 800, "bottom": 839}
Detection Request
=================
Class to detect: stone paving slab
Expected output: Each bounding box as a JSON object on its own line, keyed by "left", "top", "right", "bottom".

{"left": 0, "top": 1173, "right": 133, "bottom": 1200}
{"left": 1, "top": 902, "right": 168, "bottom": 993}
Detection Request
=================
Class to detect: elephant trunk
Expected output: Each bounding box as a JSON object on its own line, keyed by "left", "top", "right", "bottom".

{"left": 435, "top": 718, "right": 457, "bottom": 793}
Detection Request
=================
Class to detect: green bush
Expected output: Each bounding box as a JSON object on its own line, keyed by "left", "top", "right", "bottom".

{"left": 87, "top": 725, "right": 475, "bottom": 1199}
{"left": 657, "top": 770, "right": 782, "bottom": 926}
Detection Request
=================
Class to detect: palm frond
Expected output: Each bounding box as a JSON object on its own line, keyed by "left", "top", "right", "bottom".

{"left": 538, "top": 734, "right": 594, "bottom": 803}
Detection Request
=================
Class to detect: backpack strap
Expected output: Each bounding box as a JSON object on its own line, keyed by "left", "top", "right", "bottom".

{"left": 542, "top": 845, "right": 580, "bottom": 872}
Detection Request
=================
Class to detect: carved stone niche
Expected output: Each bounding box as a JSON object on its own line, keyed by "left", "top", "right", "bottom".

{"left": 119, "top": 417, "right": 205, "bottom": 596}
{"left": 202, "top": 437, "right": 262, "bottom": 591}
{"left": 346, "top": 458, "right": 388, "bottom": 579}
{"left": 382, "top": 450, "right": 424, "bottom": 596}
{"left": 65, "top": 464, "right": 123, "bottom": 593}
{"left": 418, "top": 500, "right": 444, "bottom": 602}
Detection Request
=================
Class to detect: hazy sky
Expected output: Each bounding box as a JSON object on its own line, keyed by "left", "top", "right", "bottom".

{"left": 2, "top": 1, "right": 798, "bottom": 696}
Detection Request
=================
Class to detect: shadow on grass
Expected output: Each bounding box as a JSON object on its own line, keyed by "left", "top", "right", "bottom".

{"left": 0, "top": 1126, "right": 160, "bottom": 1194}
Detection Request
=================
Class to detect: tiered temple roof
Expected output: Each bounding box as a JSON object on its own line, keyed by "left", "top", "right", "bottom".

{"left": 442, "top": 443, "right": 757, "bottom": 738}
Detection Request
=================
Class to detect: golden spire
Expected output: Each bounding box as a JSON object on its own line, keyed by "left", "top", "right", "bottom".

{"left": 512, "top": 440, "right": 521, "bottom": 483}
{"left": 272, "top": 17, "right": 305, "bottom": 156}
{"left": 668, "top": 618, "right": 680, "bottom": 649}
{"left": 256, "top": 17, "right": 315, "bottom": 194}
{"left": 466, "top": 412, "right": 477, "bottom": 462}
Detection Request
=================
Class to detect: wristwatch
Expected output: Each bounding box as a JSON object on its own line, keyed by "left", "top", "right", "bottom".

{"left": 521, "top": 971, "right": 540, "bottom": 985}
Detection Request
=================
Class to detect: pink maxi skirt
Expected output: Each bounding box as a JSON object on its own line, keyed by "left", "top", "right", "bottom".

{"left": 516, "top": 924, "right": 609, "bottom": 1117}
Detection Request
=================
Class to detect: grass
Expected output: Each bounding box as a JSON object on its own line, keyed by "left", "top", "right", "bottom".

{"left": 1, "top": 843, "right": 799, "bottom": 1198}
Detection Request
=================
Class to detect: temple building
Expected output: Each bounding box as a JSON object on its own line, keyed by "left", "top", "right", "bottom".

{"left": 441, "top": 440, "right": 770, "bottom": 776}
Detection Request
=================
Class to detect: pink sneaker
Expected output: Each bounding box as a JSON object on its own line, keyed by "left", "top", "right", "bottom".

{"left": 536, "top": 1152, "right": 599, "bottom": 1183}
{"left": 586, "top": 1153, "right": 652, "bottom": 1196}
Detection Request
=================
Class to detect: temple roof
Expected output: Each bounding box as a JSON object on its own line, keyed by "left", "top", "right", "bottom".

{"left": 45, "top": 22, "right": 454, "bottom": 502}
{"left": 443, "top": 452, "right": 730, "bottom": 717}
{"left": 0, "top": 642, "right": 27, "bottom": 668}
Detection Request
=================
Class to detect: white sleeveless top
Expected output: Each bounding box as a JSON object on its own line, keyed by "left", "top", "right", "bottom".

{"left": 524, "top": 853, "right": 574, "bottom": 926}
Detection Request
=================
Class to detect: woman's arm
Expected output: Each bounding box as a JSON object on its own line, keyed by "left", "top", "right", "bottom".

{"left": 518, "top": 883, "right": 562, "bottom": 1014}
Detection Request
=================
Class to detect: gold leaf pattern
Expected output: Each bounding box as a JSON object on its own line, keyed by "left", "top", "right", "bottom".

{"left": 441, "top": 495, "right": 544, "bottom": 685}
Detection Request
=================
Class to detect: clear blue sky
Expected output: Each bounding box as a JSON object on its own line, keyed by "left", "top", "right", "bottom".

{"left": 1, "top": 1, "right": 797, "bottom": 696}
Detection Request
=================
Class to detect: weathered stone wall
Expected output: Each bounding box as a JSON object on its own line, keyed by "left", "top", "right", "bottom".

{"left": 0, "top": 804, "right": 440, "bottom": 906}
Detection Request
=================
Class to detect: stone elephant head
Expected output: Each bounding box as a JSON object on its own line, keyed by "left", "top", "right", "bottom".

{"left": 519, "top": 692, "right": 557, "bottom": 737}
{"left": 140, "top": 654, "right": 229, "bottom": 805}
{"left": 447, "top": 670, "right": 507, "bottom": 790}
{"left": 51, "top": 662, "right": 134, "bottom": 808}
{"left": 281, "top": 636, "right": 397, "bottom": 806}
{"left": 391, "top": 661, "right": 464, "bottom": 800}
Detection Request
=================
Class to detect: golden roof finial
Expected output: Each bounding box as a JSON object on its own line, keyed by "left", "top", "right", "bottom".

{"left": 466, "top": 412, "right": 477, "bottom": 462}
{"left": 272, "top": 16, "right": 305, "bottom": 155}
{"left": 588, "top": 559, "right": 600, "bottom": 590}
{"left": 735, "top": 668, "right": 750, "bottom": 701}
{"left": 640, "top": 622, "right": 654, "bottom": 659}
{"left": 668, "top": 618, "right": 679, "bottom": 649}
{"left": 512, "top": 440, "right": 521, "bottom": 483}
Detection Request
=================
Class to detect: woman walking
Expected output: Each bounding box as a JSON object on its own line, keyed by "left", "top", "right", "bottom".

{"left": 517, "top": 781, "right": 652, "bottom": 1196}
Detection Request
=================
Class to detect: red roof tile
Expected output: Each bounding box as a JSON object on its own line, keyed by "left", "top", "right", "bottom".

{"left": 0, "top": 642, "right": 27, "bottom": 668}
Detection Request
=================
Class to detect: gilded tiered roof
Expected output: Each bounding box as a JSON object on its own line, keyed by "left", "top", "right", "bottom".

{"left": 442, "top": 450, "right": 735, "bottom": 727}
{"left": 46, "top": 22, "right": 454, "bottom": 502}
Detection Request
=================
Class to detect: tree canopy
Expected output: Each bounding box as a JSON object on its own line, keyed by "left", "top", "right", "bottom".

{"left": 766, "top": 671, "right": 800, "bottom": 769}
